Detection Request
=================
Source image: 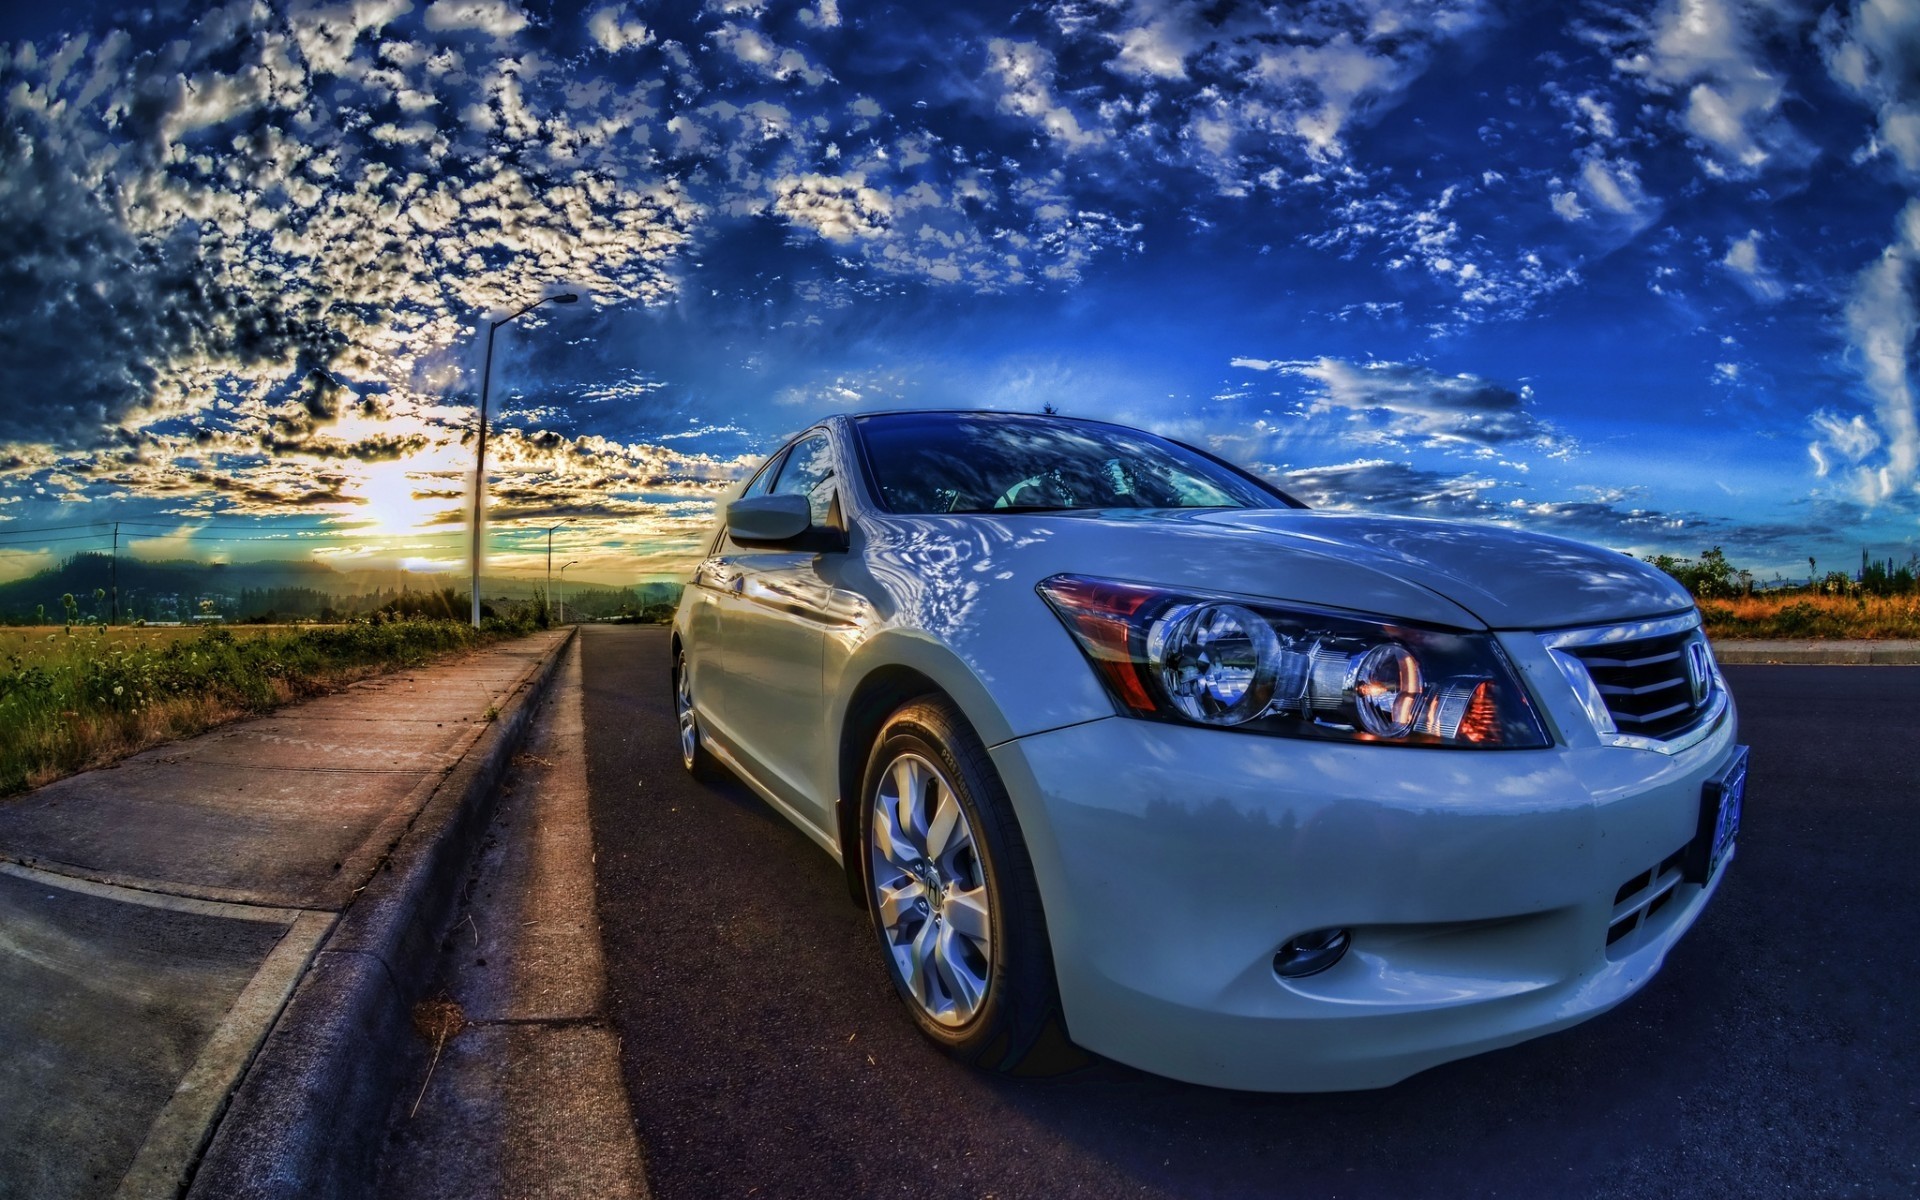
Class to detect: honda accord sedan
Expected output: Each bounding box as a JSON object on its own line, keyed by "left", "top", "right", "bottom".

{"left": 671, "top": 410, "right": 1745, "bottom": 1091}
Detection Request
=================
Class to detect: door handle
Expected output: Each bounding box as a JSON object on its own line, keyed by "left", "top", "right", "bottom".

{"left": 695, "top": 560, "right": 742, "bottom": 592}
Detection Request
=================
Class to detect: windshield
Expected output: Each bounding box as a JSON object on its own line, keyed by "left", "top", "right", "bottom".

{"left": 852, "top": 412, "right": 1296, "bottom": 515}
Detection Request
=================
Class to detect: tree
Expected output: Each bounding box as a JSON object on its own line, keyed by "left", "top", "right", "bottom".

{"left": 1644, "top": 547, "right": 1737, "bottom": 599}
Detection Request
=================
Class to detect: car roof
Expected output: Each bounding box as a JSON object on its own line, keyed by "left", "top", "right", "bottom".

{"left": 829, "top": 408, "right": 1148, "bottom": 432}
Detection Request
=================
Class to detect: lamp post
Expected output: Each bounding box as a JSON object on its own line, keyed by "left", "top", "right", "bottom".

{"left": 470, "top": 291, "right": 580, "bottom": 628}
{"left": 544, "top": 517, "right": 575, "bottom": 622}
{"left": 558, "top": 560, "right": 580, "bottom": 625}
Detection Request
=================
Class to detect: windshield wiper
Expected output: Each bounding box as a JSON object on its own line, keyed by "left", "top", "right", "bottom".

{"left": 945, "top": 504, "right": 1080, "bottom": 514}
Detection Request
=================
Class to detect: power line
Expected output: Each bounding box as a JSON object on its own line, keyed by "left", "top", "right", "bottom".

{"left": 0, "top": 519, "right": 617, "bottom": 537}
{"left": 0, "top": 522, "right": 117, "bottom": 540}
{"left": 0, "top": 533, "right": 114, "bottom": 547}
{"left": 0, "top": 530, "right": 602, "bottom": 548}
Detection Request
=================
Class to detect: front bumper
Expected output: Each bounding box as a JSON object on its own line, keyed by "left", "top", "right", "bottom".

{"left": 989, "top": 696, "right": 1741, "bottom": 1092}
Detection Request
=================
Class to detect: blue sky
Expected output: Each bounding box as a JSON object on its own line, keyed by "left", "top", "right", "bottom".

{"left": 0, "top": 0, "right": 1916, "bottom": 585}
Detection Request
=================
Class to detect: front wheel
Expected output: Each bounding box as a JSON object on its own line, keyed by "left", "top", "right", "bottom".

{"left": 861, "top": 698, "right": 1076, "bottom": 1073}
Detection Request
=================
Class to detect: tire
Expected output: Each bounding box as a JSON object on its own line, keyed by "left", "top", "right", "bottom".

{"left": 860, "top": 697, "right": 1078, "bottom": 1073}
{"left": 673, "top": 649, "right": 724, "bottom": 782}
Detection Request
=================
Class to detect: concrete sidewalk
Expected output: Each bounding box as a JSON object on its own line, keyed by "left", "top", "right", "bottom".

{"left": 1713, "top": 639, "right": 1920, "bottom": 664}
{"left": 0, "top": 629, "right": 572, "bottom": 1200}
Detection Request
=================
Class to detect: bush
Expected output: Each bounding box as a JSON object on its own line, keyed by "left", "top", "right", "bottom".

{"left": 1644, "top": 548, "right": 1739, "bottom": 598}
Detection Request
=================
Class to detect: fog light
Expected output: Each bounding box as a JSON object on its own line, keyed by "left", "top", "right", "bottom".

{"left": 1273, "top": 928, "right": 1350, "bottom": 979}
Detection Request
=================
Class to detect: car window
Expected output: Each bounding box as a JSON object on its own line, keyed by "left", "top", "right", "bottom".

{"left": 740, "top": 448, "right": 788, "bottom": 500}
{"left": 852, "top": 413, "right": 1289, "bottom": 515}
{"left": 771, "top": 433, "right": 836, "bottom": 525}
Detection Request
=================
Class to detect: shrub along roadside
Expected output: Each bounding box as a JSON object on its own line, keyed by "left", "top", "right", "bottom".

{"left": 1698, "top": 593, "right": 1920, "bottom": 641}
{"left": 0, "top": 614, "right": 538, "bottom": 797}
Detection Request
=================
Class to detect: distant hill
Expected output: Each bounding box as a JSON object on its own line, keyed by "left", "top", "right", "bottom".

{"left": 0, "top": 554, "right": 343, "bottom": 622}
{"left": 0, "top": 552, "right": 683, "bottom": 623}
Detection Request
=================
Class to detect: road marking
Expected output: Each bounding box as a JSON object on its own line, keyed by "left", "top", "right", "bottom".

{"left": 0, "top": 863, "right": 337, "bottom": 1200}
{"left": 112, "top": 910, "right": 336, "bottom": 1200}
{"left": 0, "top": 862, "right": 315, "bottom": 922}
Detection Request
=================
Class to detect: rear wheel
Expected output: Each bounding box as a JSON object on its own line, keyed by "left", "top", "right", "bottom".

{"left": 674, "top": 650, "right": 722, "bottom": 781}
{"left": 861, "top": 698, "right": 1076, "bottom": 1073}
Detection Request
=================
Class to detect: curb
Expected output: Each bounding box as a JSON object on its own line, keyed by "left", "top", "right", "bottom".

{"left": 1714, "top": 641, "right": 1920, "bottom": 665}
{"left": 185, "top": 627, "right": 579, "bottom": 1200}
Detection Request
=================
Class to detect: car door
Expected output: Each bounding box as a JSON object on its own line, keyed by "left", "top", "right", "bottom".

{"left": 712, "top": 431, "right": 843, "bottom": 829}
{"left": 688, "top": 447, "right": 788, "bottom": 738}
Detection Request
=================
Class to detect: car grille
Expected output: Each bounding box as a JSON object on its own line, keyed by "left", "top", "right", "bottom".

{"left": 1560, "top": 626, "right": 1713, "bottom": 740}
{"left": 1606, "top": 845, "right": 1688, "bottom": 960}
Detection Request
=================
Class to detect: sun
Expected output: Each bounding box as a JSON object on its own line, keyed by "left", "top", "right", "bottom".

{"left": 352, "top": 458, "right": 448, "bottom": 537}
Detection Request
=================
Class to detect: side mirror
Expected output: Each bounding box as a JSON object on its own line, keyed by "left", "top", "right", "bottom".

{"left": 726, "top": 493, "right": 812, "bottom": 545}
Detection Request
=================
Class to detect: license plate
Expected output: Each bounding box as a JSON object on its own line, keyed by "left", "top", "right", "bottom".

{"left": 1686, "top": 745, "right": 1747, "bottom": 883}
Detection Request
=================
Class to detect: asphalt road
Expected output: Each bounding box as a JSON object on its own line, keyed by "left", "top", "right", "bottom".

{"left": 584, "top": 626, "right": 1919, "bottom": 1200}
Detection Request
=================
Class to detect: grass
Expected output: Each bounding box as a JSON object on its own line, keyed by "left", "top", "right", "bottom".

{"left": 1699, "top": 592, "right": 1920, "bottom": 641}
{"left": 0, "top": 619, "right": 526, "bottom": 796}
{"left": 0, "top": 624, "right": 288, "bottom": 658}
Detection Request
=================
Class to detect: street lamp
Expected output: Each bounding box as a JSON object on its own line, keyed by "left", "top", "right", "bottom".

{"left": 543, "top": 517, "right": 575, "bottom": 621}
{"left": 558, "top": 560, "right": 580, "bottom": 625}
{"left": 470, "top": 291, "right": 580, "bottom": 628}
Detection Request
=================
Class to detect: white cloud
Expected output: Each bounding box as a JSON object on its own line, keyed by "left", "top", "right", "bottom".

{"left": 1719, "top": 230, "right": 1785, "bottom": 301}
{"left": 1274, "top": 459, "right": 1506, "bottom": 517}
{"left": 1238, "top": 357, "right": 1574, "bottom": 456}
{"left": 1808, "top": 411, "right": 1882, "bottom": 472}
{"left": 1601, "top": 0, "right": 1807, "bottom": 178}
{"left": 1815, "top": 199, "right": 1920, "bottom": 504}
{"left": 1819, "top": 0, "right": 1920, "bottom": 175}
{"left": 1577, "top": 154, "right": 1660, "bottom": 230}
{"left": 1575, "top": 92, "right": 1618, "bottom": 141}
{"left": 1060, "top": 0, "right": 1496, "bottom": 191}
{"left": 1107, "top": 16, "right": 1193, "bottom": 80}
{"left": 586, "top": 3, "right": 652, "bottom": 53}
{"left": 797, "top": 0, "right": 841, "bottom": 30}
{"left": 1543, "top": 81, "right": 1659, "bottom": 237}
{"left": 1551, "top": 189, "right": 1588, "bottom": 222}
{"left": 1310, "top": 186, "right": 1579, "bottom": 321}
{"left": 290, "top": 0, "right": 416, "bottom": 76}
{"left": 771, "top": 173, "right": 892, "bottom": 241}
{"left": 1806, "top": 8, "right": 1920, "bottom": 506}
{"left": 713, "top": 23, "right": 831, "bottom": 87}
{"left": 0, "top": 0, "right": 708, "bottom": 478}
{"left": 986, "top": 39, "right": 1104, "bottom": 152}
{"left": 422, "top": 0, "right": 528, "bottom": 38}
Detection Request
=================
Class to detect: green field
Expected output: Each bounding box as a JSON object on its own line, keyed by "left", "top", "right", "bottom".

{"left": 0, "top": 619, "right": 519, "bottom": 795}
{"left": 0, "top": 624, "right": 287, "bottom": 659}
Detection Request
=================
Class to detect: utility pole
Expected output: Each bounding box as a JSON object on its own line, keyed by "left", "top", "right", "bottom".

{"left": 544, "top": 518, "right": 575, "bottom": 620}
{"left": 110, "top": 521, "right": 118, "bottom": 625}
{"left": 559, "top": 560, "right": 579, "bottom": 625}
{"left": 470, "top": 292, "right": 580, "bottom": 629}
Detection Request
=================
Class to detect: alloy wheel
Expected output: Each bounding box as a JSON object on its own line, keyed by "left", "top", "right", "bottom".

{"left": 675, "top": 654, "right": 699, "bottom": 770}
{"left": 869, "top": 752, "right": 993, "bottom": 1026}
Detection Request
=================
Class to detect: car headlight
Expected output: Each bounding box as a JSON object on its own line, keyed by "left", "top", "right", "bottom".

{"left": 1037, "top": 574, "right": 1550, "bottom": 749}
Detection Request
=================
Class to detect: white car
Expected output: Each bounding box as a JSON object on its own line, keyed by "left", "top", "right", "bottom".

{"left": 672, "top": 410, "right": 1745, "bottom": 1091}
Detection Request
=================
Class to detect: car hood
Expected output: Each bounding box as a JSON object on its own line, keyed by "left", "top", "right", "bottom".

{"left": 1022, "top": 508, "right": 1694, "bottom": 631}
